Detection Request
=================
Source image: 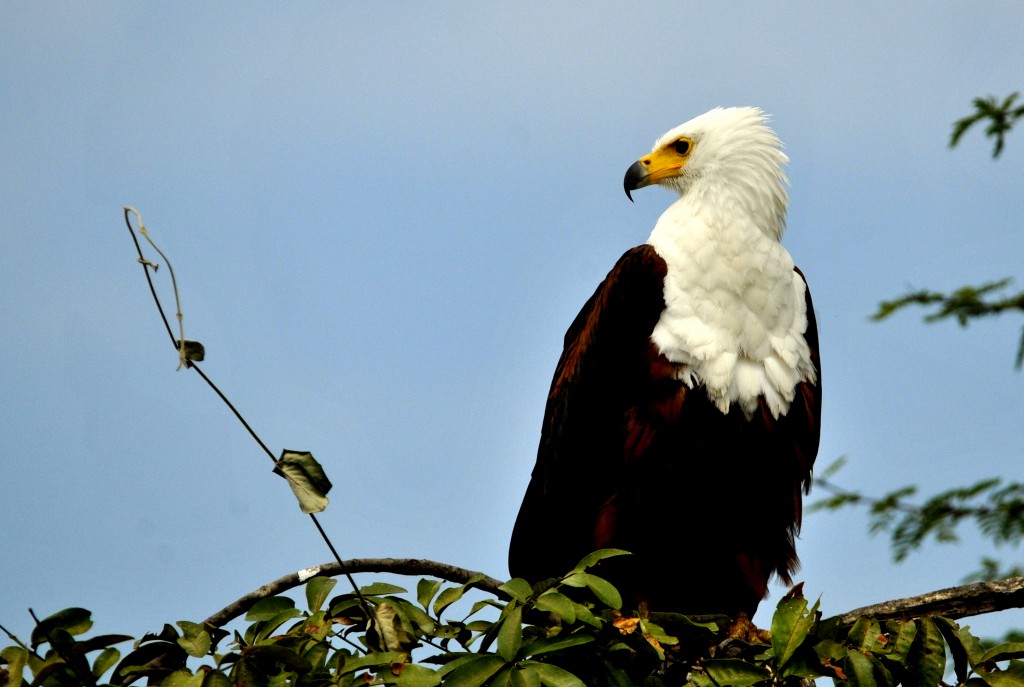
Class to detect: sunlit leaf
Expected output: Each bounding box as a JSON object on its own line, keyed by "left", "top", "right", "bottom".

{"left": 521, "top": 634, "right": 594, "bottom": 658}
{"left": 306, "top": 576, "right": 337, "bottom": 613}
{"left": 572, "top": 549, "right": 631, "bottom": 572}
{"left": 161, "top": 669, "right": 205, "bottom": 687}
{"left": 274, "top": 449, "right": 332, "bottom": 513}
{"left": 845, "top": 650, "right": 879, "bottom": 687}
{"left": 534, "top": 591, "right": 576, "bottom": 624}
{"left": 418, "top": 578, "right": 443, "bottom": 611}
{"left": 433, "top": 585, "right": 466, "bottom": 617}
{"left": 1, "top": 646, "right": 27, "bottom": 686}
{"left": 246, "top": 596, "right": 296, "bottom": 622}
{"left": 499, "top": 578, "right": 533, "bottom": 604}
{"left": 496, "top": 606, "right": 523, "bottom": 662}
{"left": 361, "top": 582, "right": 408, "bottom": 596}
{"left": 176, "top": 621, "right": 211, "bottom": 658}
{"left": 771, "top": 596, "right": 815, "bottom": 670}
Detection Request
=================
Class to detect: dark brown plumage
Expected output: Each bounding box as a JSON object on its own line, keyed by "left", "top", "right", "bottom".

{"left": 508, "top": 247, "right": 821, "bottom": 617}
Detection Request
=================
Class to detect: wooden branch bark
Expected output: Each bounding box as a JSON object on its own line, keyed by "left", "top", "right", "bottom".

{"left": 203, "top": 558, "right": 505, "bottom": 628}
{"left": 204, "top": 560, "right": 1024, "bottom": 631}
{"left": 829, "top": 576, "right": 1024, "bottom": 626}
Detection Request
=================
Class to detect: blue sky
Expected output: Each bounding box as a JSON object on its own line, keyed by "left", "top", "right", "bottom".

{"left": 2, "top": 2, "right": 1023, "bottom": 645}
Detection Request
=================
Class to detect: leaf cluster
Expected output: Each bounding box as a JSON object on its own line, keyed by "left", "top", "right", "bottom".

{"left": 5, "top": 552, "right": 1023, "bottom": 687}
{"left": 814, "top": 470, "right": 1024, "bottom": 570}
{"left": 949, "top": 92, "right": 1024, "bottom": 158}
{"left": 871, "top": 280, "right": 1024, "bottom": 368}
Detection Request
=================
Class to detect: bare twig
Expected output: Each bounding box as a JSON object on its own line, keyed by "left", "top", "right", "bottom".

{"left": 122, "top": 208, "right": 375, "bottom": 641}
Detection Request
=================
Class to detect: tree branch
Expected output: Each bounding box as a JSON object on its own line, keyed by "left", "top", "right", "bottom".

{"left": 831, "top": 576, "right": 1024, "bottom": 626}
{"left": 204, "top": 559, "right": 1024, "bottom": 634}
{"left": 203, "top": 558, "right": 506, "bottom": 628}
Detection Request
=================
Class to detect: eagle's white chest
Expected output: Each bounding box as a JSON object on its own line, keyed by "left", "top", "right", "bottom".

{"left": 646, "top": 204, "right": 815, "bottom": 419}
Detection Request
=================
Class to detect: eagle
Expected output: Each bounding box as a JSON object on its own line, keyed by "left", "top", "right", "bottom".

{"left": 509, "top": 107, "right": 821, "bottom": 618}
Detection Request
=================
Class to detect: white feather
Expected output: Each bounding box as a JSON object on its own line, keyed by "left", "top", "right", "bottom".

{"left": 645, "top": 107, "right": 816, "bottom": 419}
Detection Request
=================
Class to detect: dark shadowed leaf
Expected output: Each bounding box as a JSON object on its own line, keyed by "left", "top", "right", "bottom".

{"left": 845, "top": 650, "right": 879, "bottom": 687}
{"left": 30, "top": 607, "right": 93, "bottom": 646}
{"left": 177, "top": 339, "right": 205, "bottom": 362}
{"left": 979, "top": 642, "right": 1024, "bottom": 665}
{"left": 274, "top": 450, "right": 332, "bottom": 513}
{"left": 934, "top": 617, "right": 968, "bottom": 684}
{"left": 905, "top": 618, "right": 945, "bottom": 687}
{"left": 202, "top": 670, "right": 233, "bottom": 687}
{"left": 703, "top": 659, "right": 772, "bottom": 687}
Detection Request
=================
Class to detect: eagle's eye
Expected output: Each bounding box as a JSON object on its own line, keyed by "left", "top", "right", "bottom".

{"left": 673, "top": 139, "right": 691, "bottom": 155}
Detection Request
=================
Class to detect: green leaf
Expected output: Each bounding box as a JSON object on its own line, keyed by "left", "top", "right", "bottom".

{"left": 980, "top": 642, "right": 1024, "bottom": 665}
{"left": 521, "top": 634, "right": 594, "bottom": 659}
{"left": 904, "top": 618, "right": 945, "bottom": 687}
{"left": 202, "top": 670, "right": 233, "bottom": 687}
{"left": 971, "top": 666, "right": 1024, "bottom": 687}
{"left": 246, "top": 596, "right": 296, "bottom": 622}
{"left": 389, "top": 663, "right": 442, "bottom": 687}
{"left": 243, "top": 645, "right": 312, "bottom": 672}
{"left": 305, "top": 576, "right": 337, "bottom": 613}
{"left": 361, "top": 582, "right": 408, "bottom": 596}
{"left": 499, "top": 578, "right": 533, "bottom": 604}
{"left": 846, "top": 616, "right": 882, "bottom": 652}
{"left": 1, "top": 646, "right": 27, "bottom": 687}
{"left": 521, "top": 661, "right": 586, "bottom": 687}
{"left": 418, "top": 578, "right": 443, "bottom": 611}
{"left": 934, "top": 617, "right": 968, "bottom": 684}
{"left": 433, "top": 585, "right": 467, "bottom": 617}
{"left": 162, "top": 669, "right": 205, "bottom": 687}
{"left": 177, "top": 621, "right": 211, "bottom": 658}
{"left": 30, "top": 607, "right": 93, "bottom": 646}
{"left": 533, "top": 591, "right": 576, "bottom": 624}
{"left": 845, "top": 650, "right": 879, "bottom": 687}
{"left": 337, "top": 651, "right": 408, "bottom": 676}
{"left": 702, "top": 659, "right": 772, "bottom": 687}
{"left": 572, "top": 549, "right": 631, "bottom": 572}
{"left": 960, "top": 624, "right": 988, "bottom": 667}
{"left": 511, "top": 665, "right": 541, "bottom": 687}
{"left": 496, "top": 606, "right": 523, "bottom": 661}
{"left": 561, "top": 573, "right": 621, "bottom": 609}
{"left": 254, "top": 608, "right": 304, "bottom": 640}
{"left": 274, "top": 449, "right": 332, "bottom": 513}
{"left": 770, "top": 596, "right": 816, "bottom": 671}
{"left": 441, "top": 655, "right": 507, "bottom": 687}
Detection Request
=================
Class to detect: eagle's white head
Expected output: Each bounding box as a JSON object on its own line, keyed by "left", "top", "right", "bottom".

{"left": 624, "top": 106, "right": 789, "bottom": 240}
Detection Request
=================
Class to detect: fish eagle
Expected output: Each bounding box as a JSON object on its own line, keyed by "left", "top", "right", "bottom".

{"left": 509, "top": 107, "right": 821, "bottom": 617}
